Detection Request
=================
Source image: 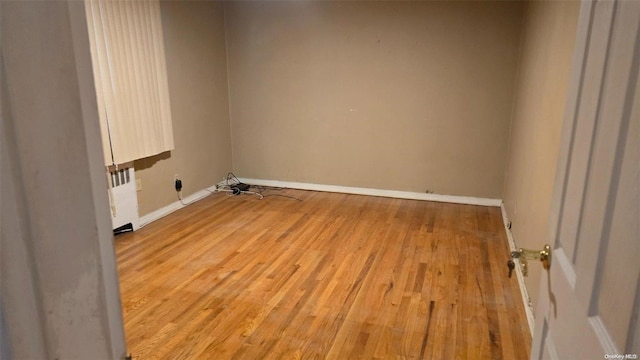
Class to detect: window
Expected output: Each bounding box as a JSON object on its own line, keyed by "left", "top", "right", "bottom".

{"left": 85, "top": 0, "right": 174, "bottom": 166}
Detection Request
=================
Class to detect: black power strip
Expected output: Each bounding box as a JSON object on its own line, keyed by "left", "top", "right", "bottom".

{"left": 230, "top": 182, "right": 250, "bottom": 195}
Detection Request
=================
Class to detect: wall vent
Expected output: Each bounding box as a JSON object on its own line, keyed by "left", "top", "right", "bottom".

{"left": 110, "top": 168, "right": 131, "bottom": 187}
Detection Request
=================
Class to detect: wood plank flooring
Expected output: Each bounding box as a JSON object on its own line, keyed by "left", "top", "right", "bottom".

{"left": 115, "top": 189, "right": 531, "bottom": 359}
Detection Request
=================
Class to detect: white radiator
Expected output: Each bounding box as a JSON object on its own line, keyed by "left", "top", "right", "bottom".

{"left": 108, "top": 167, "right": 140, "bottom": 231}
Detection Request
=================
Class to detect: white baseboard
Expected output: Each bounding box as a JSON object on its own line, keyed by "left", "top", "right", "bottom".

{"left": 138, "top": 185, "right": 217, "bottom": 228}
{"left": 138, "top": 179, "right": 499, "bottom": 229}
{"left": 239, "top": 178, "right": 502, "bottom": 207}
{"left": 500, "top": 203, "right": 535, "bottom": 336}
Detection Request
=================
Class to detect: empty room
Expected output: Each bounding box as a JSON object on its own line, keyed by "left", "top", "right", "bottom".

{"left": 2, "top": 0, "right": 639, "bottom": 359}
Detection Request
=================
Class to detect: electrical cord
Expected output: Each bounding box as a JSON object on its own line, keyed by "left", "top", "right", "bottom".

{"left": 177, "top": 191, "right": 188, "bottom": 206}
{"left": 177, "top": 191, "right": 199, "bottom": 206}
{"left": 177, "top": 188, "right": 217, "bottom": 206}
{"left": 216, "top": 172, "right": 303, "bottom": 201}
{"left": 216, "top": 187, "right": 264, "bottom": 199}
{"left": 254, "top": 185, "right": 302, "bottom": 201}
{"left": 226, "top": 172, "right": 241, "bottom": 186}
{"left": 215, "top": 173, "right": 264, "bottom": 199}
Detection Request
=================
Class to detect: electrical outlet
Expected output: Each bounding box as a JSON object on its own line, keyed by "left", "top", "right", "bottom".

{"left": 136, "top": 179, "right": 142, "bottom": 191}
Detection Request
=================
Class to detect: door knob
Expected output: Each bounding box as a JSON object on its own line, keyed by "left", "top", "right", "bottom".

{"left": 510, "top": 244, "right": 551, "bottom": 277}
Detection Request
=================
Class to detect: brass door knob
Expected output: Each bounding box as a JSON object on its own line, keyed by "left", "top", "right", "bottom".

{"left": 510, "top": 244, "right": 551, "bottom": 277}
{"left": 539, "top": 244, "right": 551, "bottom": 270}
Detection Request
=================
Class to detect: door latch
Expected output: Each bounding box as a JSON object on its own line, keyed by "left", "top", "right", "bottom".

{"left": 507, "top": 259, "right": 515, "bottom": 278}
{"left": 508, "top": 244, "right": 551, "bottom": 277}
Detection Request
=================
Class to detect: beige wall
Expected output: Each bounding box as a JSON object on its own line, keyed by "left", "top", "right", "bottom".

{"left": 502, "top": 1, "right": 580, "bottom": 308}
{"left": 134, "top": 1, "right": 232, "bottom": 216}
{"left": 225, "top": 1, "right": 523, "bottom": 199}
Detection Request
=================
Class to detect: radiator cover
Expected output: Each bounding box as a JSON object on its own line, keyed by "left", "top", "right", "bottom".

{"left": 109, "top": 167, "right": 140, "bottom": 230}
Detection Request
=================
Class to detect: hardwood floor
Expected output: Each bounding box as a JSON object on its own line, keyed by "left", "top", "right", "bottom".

{"left": 115, "top": 189, "right": 531, "bottom": 359}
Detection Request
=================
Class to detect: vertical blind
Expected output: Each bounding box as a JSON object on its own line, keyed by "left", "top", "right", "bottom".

{"left": 85, "top": 0, "right": 174, "bottom": 166}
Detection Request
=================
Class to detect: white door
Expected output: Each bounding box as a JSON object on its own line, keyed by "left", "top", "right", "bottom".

{"left": 531, "top": 0, "right": 640, "bottom": 359}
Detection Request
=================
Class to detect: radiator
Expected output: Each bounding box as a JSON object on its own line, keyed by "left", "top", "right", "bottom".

{"left": 108, "top": 167, "right": 140, "bottom": 231}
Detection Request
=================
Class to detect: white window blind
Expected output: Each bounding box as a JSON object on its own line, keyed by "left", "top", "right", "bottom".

{"left": 85, "top": 0, "right": 174, "bottom": 166}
